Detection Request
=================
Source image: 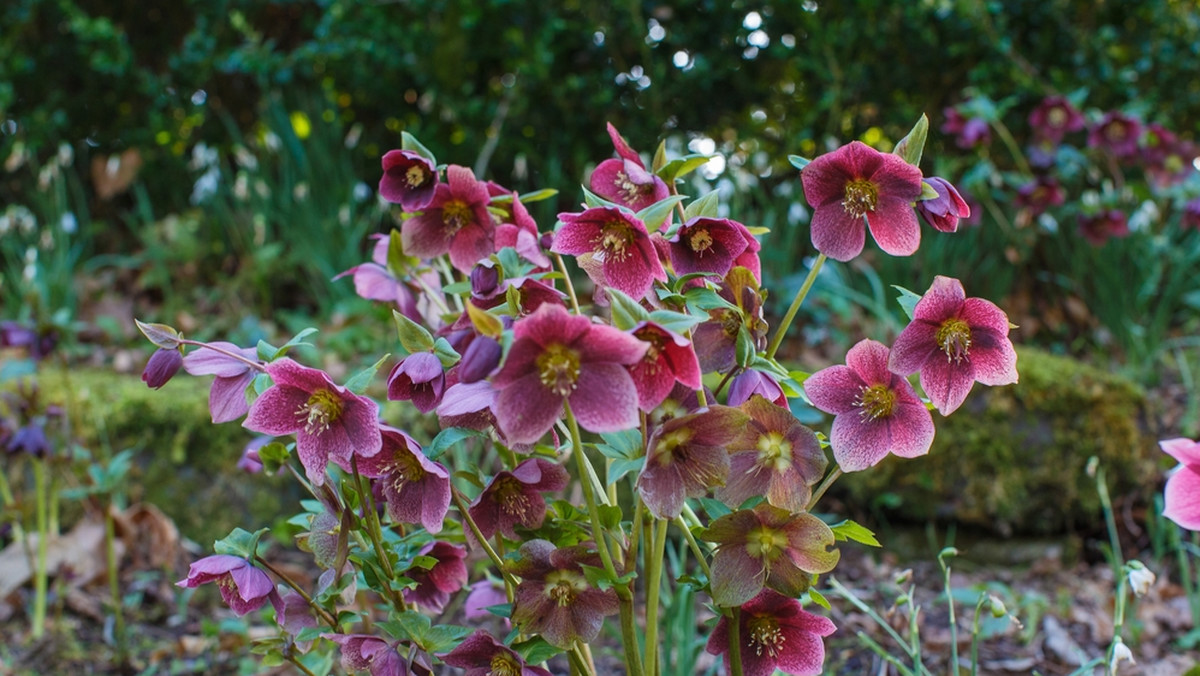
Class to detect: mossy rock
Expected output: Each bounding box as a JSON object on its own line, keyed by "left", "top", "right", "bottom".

{"left": 833, "top": 346, "right": 1160, "bottom": 535}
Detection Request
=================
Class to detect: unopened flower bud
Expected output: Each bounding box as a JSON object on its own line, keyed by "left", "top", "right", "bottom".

{"left": 470, "top": 262, "right": 500, "bottom": 297}
{"left": 458, "top": 335, "right": 502, "bottom": 383}
{"left": 893, "top": 568, "right": 912, "bottom": 585}
{"left": 1126, "top": 561, "right": 1155, "bottom": 597}
{"left": 142, "top": 348, "right": 184, "bottom": 389}
{"left": 987, "top": 594, "right": 1008, "bottom": 618}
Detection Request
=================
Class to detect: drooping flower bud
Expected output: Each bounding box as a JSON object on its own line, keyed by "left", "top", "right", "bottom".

{"left": 457, "top": 335, "right": 502, "bottom": 383}
{"left": 142, "top": 348, "right": 183, "bottom": 389}
{"left": 470, "top": 261, "right": 500, "bottom": 297}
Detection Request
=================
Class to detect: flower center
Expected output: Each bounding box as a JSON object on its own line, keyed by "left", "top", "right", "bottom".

{"left": 1047, "top": 108, "right": 1067, "bottom": 128}
{"left": 536, "top": 343, "right": 581, "bottom": 397}
{"left": 744, "top": 525, "right": 788, "bottom": 560}
{"left": 488, "top": 653, "right": 522, "bottom": 676}
{"left": 443, "top": 200, "right": 472, "bottom": 233}
{"left": 545, "top": 570, "right": 584, "bottom": 607}
{"left": 746, "top": 616, "right": 787, "bottom": 659}
{"left": 655, "top": 428, "right": 695, "bottom": 465}
{"left": 1105, "top": 123, "right": 1126, "bottom": 141}
{"left": 856, "top": 384, "right": 896, "bottom": 420}
{"left": 296, "top": 389, "right": 343, "bottom": 434}
{"left": 615, "top": 170, "right": 647, "bottom": 202}
{"left": 405, "top": 165, "right": 427, "bottom": 188}
{"left": 689, "top": 228, "right": 714, "bottom": 254}
{"left": 633, "top": 327, "right": 665, "bottom": 371}
{"left": 495, "top": 477, "right": 531, "bottom": 520}
{"left": 842, "top": 179, "right": 878, "bottom": 219}
{"left": 383, "top": 449, "right": 426, "bottom": 493}
{"left": 755, "top": 431, "right": 793, "bottom": 472}
{"left": 935, "top": 318, "right": 972, "bottom": 363}
{"left": 598, "top": 222, "right": 634, "bottom": 261}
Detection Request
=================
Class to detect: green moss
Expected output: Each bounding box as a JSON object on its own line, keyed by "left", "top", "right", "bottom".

{"left": 835, "top": 347, "right": 1160, "bottom": 535}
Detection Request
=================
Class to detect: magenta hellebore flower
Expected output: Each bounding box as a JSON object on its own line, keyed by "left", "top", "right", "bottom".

{"left": 703, "top": 503, "right": 839, "bottom": 608}
{"left": 1028, "top": 96, "right": 1085, "bottom": 145}
{"left": 442, "top": 630, "right": 553, "bottom": 676}
{"left": 804, "top": 339, "right": 934, "bottom": 471}
{"left": 404, "top": 541, "right": 468, "bottom": 613}
{"left": 355, "top": 426, "right": 450, "bottom": 533}
{"left": 176, "top": 554, "right": 277, "bottom": 616}
{"left": 401, "top": 164, "right": 495, "bottom": 273}
{"left": 626, "top": 321, "right": 703, "bottom": 412}
{"left": 142, "top": 348, "right": 183, "bottom": 389}
{"left": 183, "top": 341, "right": 260, "bottom": 423}
{"left": 667, "top": 217, "right": 750, "bottom": 278}
{"left": 800, "top": 141, "right": 925, "bottom": 261}
{"left": 470, "top": 457, "right": 569, "bottom": 541}
{"left": 1088, "top": 111, "right": 1142, "bottom": 158}
{"left": 243, "top": 358, "right": 382, "bottom": 485}
{"left": 889, "top": 276, "right": 1018, "bottom": 416}
{"left": 324, "top": 634, "right": 407, "bottom": 676}
{"left": 589, "top": 122, "right": 670, "bottom": 212}
{"left": 491, "top": 303, "right": 647, "bottom": 444}
{"left": 334, "top": 234, "right": 427, "bottom": 321}
{"left": 916, "top": 177, "right": 971, "bottom": 234}
{"left": 509, "top": 539, "right": 621, "bottom": 649}
{"left": 705, "top": 589, "right": 837, "bottom": 676}
{"left": 464, "top": 579, "right": 509, "bottom": 622}
{"left": 552, "top": 206, "right": 667, "bottom": 300}
{"left": 379, "top": 148, "right": 438, "bottom": 212}
{"left": 726, "top": 369, "right": 788, "bottom": 408}
{"left": 387, "top": 351, "right": 446, "bottom": 413}
{"left": 941, "top": 107, "right": 992, "bottom": 149}
{"left": 1078, "top": 209, "right": 1131, "bottom": 246}
{"left": 1014, "top": 176, "right": 1065, "bottom": 215}
{"left": 717, "top": 395, "right": 827, "bottom": 513}
{"left": 1162, "top": 438, "right": 1200, "bottom": 530}
{"left": 636, "top": 406, "right": 750, "bottom": 519}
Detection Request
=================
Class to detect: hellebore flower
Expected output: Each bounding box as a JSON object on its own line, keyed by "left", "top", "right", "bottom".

{"left": 183, "top": 341, "right": 260, "bottom": 423}
{"left": 491, "top": 303, "right": 647, "bottom": 444}
{"left": 355, "top": 426, "right": 450, "bottom": 533}
{"left": 1089, "top": 111, "right": 1142, "bottom": 158}
{"left": 703, "top": 503, "right": 839, "bottom": 607}
{"left": 236, "top": 436, "right": 272, "bottom": 474}
{"left": 1029, "top": 96, "right": 1084, "bottom": 145}
{"left": 667, "top": 217, "right": 750, "bottom": 278}
{"left": 1078, "top": 209, "right": 1130, "bottom": 246}
{"left": 1141, "top": 123, "right": 1179, "bottom": 166}
{"left": 805, "top": 339, "right": 934, "bottom": 471}
{"left": 457, "top": 335, "right": 503, "bottom": 383}
{"left": 176, "top": 554, "right": 276, "bottom": 616}
{"left": 243, "top": 358, "right": 382, "bottom": 485}
{"left": 916, "top": 177, "right": 971, "bottom": 233}
{"left": 800, "top": 141, "right": 925, "bottom": 261}
{"left": 142, "top": 348, "right": 183, "bottom": 389}
{"left": 627, "top": 321, "right": 703, "bottom": 412}
{"left": 888, "top": 276, "right": 1019, "bottom": 416}
{"left": 277, "top": 589, "right": 319, "bottom": 651}
{"left": 589, "top": 122, "right": 670, "bottom": 212}
{"left": 442, "top": 630, "right": 553, "bottom": 676}
{"left": 387, "top": 352, "right": 446, "bottom": 413}
{"left": 552, "top": 206, "right": 667, "bottom": 300}
{"left": 941, "top": 107, "right": 992, "bottom": 149}
{"left": 470, "top": 457, "right": 569, "bottom": 540}
{"left": 1014, "top": 176, "right": 1065, "bottom": 215}
{"left": 636, "top": 406, "right": 750, "bottom": 519}
{"left": 705, "top": 589, "right": 836, "bottom": 676}
{"left": 690, "top": 267, "right": 769, "bottom": 374}
{"left": 401, "top": 164, "right": 495, "bottom": 272}
{"left": 717, "top": 395, "right": 827, "bottom": 513}
{"left": 379, "top": 149, "right": 438, "bottom": 211}
{"left": 324, "top": 634, "right": 407, "bottom": 676}
{"left": 404, "top": 541, "right": 468, "bottom": 613}
{"left": 508, "top": 540, "right": 620, "bottom": 649}
{"left": 464, "top": 578, "right": 509, "bottom": 622}
{"left": 1184, "top": 199, "right": 1200, "bottom": 231}
{"left": 726, "top": 369, "right": 787, "bottom": 408}
{"left": 1161, "top": 438, "right": 1200, "bottom": 530}
{"left": 490, "top": 187, "right": 552, "bottom": 269}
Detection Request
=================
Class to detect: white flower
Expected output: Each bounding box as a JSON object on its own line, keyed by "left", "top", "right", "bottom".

{"left": 1126, "top": 561, "right": 1155, "bottom": 597}
{"left": 1110, "top": 638, "right": 1135, "bottom": 674}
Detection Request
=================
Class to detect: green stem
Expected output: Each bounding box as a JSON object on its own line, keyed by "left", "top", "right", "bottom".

{"left": 674, "top": 516, "right": 711, "bottom": 581}
{"left": 806, "top": 466, "right": 843, "bottom": 511}
{"left": 766, "top": 253, "right": 826, "bottom": 359}
{"left": 31, "top": 459, "right": 48, "bottom": 639}
{"left": 451, "top": 487, "right": 519, "bottom": 588}
{"left": 643, "top": 518, "right": 668, "bottom": 676}
{"left": 990, "top": 118, "right": 1033, "bottom": 176}
{"left": 564, "top": 403, "right": 620, "bottom": 583}
{"left": 555, "top": 253, "right": 582, "bottom": 315}
{"left": 105, "top": 506, "right": 125, "bottom": 657}
{"left": 286, "top": 655, "right": 320, "bottom": 676}
{"left": 727, "top": 608, "right": 744, "bottom": 676}
{"left": 939, "top": 552, "right": 958, "bottom": 675}
{"left": 256, "top": 556, "right": 339, "bottom": 629}
{"left": 353, "top": 460, "right": 408, "bottom": 612}
{"left": 1096, "top": 465, "right": 1125, "bottom": 571}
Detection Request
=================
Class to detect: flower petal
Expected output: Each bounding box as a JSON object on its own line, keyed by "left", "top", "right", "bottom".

{"left": 866, "top": 200, "right": 921, "bottom": 256}
{"left": 710, "top": 547, "right": 767, "bottom": 607}
{"left": 845, "top": 338, "right": 893, "bottom": 385}
{"left": 494, "top": 373, "right": 564, "bottom": 444}
{"left": 919, "top": 356, "right": 977, "bottom": 416}
{"left": 829, "top": 414, "right": 890, "bottom": 472}
{"left": 1165, "top": 465, "right": 1200, "bottom": 530}
{"left": 1161, "top": 438, "right": 1200, "bottom": 467}
{"left": 243, "top": 385, "right": 308, "bottom": 436}
{"left": 809, "top": 206, "right": 866, "bottom": 262}
{"left": 569, "top": 364, "right": 640, "bottom": 433}
{"left": 886, "top": 400, "right": 936, "bottom": 458}
{"left": 913, "top": 276, "right": 966, "bottom": 323}
{"left": 803, "top": 365, "right": 863, "bottom": 415}
{"left": 960, "top": 295, "right": 1012, "bottom": 335}
{"left": 968, "top": 333, "right": 1018, "bottom": 387}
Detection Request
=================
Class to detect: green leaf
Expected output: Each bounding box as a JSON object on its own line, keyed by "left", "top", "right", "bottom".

{"left": 408, "top": 555, "right": 438, "bottom": 571}
{"left": 696, "top": 497, "right": 732, "bottom": 520}
{"left": 830, "top": 519, "right": 882, "bottom": 547}
{"left": 387, "top": 229, "right": 408, "bottom": 275}
{"left": 609, "top": 457, "right": 645, "bottom": 484}
{"left": 433, "top": 337, "right": 460, "bottom": 368}
{"left": 580, "top": 184, "right": 622, "bottom": 210}
{"left": 513, "top": 637, "right": 564, "bottom": 664}
{"left": 788, "top": 155, "right": 811, "bottom": 171}
{"left": 401, "top": 131, "right": 437, "bottom": 166}
{"left": 598, "top": 504, "right": 623, "bottom": 530}
{"left": 893, "top": 114, "right": 929, "bottom": 167}
{"left": 806, "top": 587, "right": 832, "bottom": 611}
{"left": 422, "top": 624, "right": 474, "bottom": 653}
{"left": 657, "top": 153, "right": 711, "bottom": 182}
{"left": 596, "top": 429, "right": 644, "bottom": 459}
{"left": 652, "top": 139, "right": 668, "bottom": 174}
{"left": 646, "top": 309, "right": 703, "bottom": 335}
{"left": 635, "top": 194, "right": 685, "bottom": 233}
{"left": 465, "top": 303, "right": 504, "bottom": 338}
{"left": 345, "top": 353, "right": 390, "bottom": 395}
{"left": 427, "top": 427, "right": 483, "bottom": 460}
{"left": 258, "top": 442, "right": 290, "bottom": 475}
{"left": 683, "top": 190, "right": 720, "bottom": 221}
{"left": 892, "top": 285, "right": 923, "bottom": 321}
{"left": 734, "top": 324, "right": 756, "bottom": 368}
{"left": 683, "top": 286, "right": 738, "bottom": 313}
{"left": 518, "top": 188, "right": 559, "bottom": 204}
{"left": 379, "top": 611, "right": 432, "bottom": 643}
{"left": 135, "top": 319, "right": 181, "bottom": 349}
{"left": 256, "top": 339, "right": 278, "bottom": 362}
{"left": 392, "top": 309, "right": 435, "bottom": 354}
{"left": 606, "top": 287, "right": 652, "bottom": 330}
{"left": 213, "top": 527, "right": 269, "bottom": 559}
{"left": 919, "top": 180, "right": 939, "bottom": 201}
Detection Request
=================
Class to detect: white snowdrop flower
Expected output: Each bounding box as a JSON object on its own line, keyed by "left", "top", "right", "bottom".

{"left": 352, "top": 182, "right": 370, "bottom": 202}
{"left": 1126, "top": 561, "right": 1155, "bottom": 597}
{"left": 293, "top": 182, "right": 309, "bottom": 201}
{"left": 1110, "top": 639, "right": 1134, "bottom": 674}
{"left": 60, "top": 212, "right": 77, "bottom": 234}
{"left": 57, "top": 142, "right": 74, "bottom": 167}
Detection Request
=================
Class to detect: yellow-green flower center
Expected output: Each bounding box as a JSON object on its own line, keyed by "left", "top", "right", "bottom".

{"left": 297, "top": 388, "right": 343, "bottom": 434}
{"left": 599, "top": 221, "right": 634, "bottom": 261}
{"left": 842, "top": 179, "right": 878, "bottom": 219}
{"left": 756, "top": 431, "right": 793, "bottom": 472}
{"left": 383, "top": 449, "right": 426, "bottom": 493}
{"left": 1106, "top": 124, "right": 1126, "bottom": 141}
{"left": 744, "top": 525, "right": 788, "bottom": 561}
{"left": 1047, "top": 108, "right": 1067, "bottom": 128}
{"left": 857, "top": 384, "right": 895, "bottom": 420}
{"left": 935, "top": 317, "right": 972, "bottom": 362}
{"left": 655, "top": 428, "right": 695, "bottom": 466}
{"left": 405, "top": 165, "right": 427, "bottom": 188}
{"left": 536, "top": 343, "right": 581, "bottom": 397}
{"left": 689, "top": 227, "right": 714, "bottom": 253}
{"left": 545, "top": 570, "right": 585, "bottom": 607}
{"left": 488, "top": 653, "right": 522, "bottom": 676}
{"left": 442, "top": 200, "right": 472, "bottom": 233}
{"left": 746, "top": 616, "right": 786, "bottom": 658}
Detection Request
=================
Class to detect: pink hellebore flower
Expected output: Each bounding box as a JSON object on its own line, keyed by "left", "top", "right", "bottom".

{"left": 243, "top": 358, "right": 382, "bottom": 485}
{"left": 1078, "top": 209, "right": 1130, "bottom": 246}
{"left": 552, "top": 206, "right": 667, "bottom": 300}
{"left": 636, "top": 406, "right": 750, "bottom": 519}
{"left": 442, "top": 630, "right": 553, "bottom": 676}
{"left": 355, "top": 426, "right": 450, "bottom": 533}
{"left": 491, "top": 188, "right": 552, "bottom": 269}
{"left": 589, "top": 122, "right": 670, "bottom": 212}
{"left": 509, "top": 539, "right": 620, "bottom": 649}
{"left": 800, "top": 140, "right": 925, "bottom": 261}
{"left": 386, "top": 352, "right": 446, "bottom": 413}
{"left": 470, "top": 457, "right": 569, "bottom": 541}
{"left": 491, "top": 303, "right": 647, "bottom": 444}
{"left": 718, "top": 395, "right": 827, "bottom": 513}
{"left": 379, "top": 149, "right": 438, "bottom": 212}
{"left": 176, "top": 554, "right": 277, "bottom": 616}
{"left": 627, "top": 321, "right": 703, "bottom": 412}
{"left": 1028, "top": 96, "right": 1085, "bottom": 145}
{"left": 404, "top": 541, "right": 468, "bottom": 613}
{"left": 324, "top": 634, "right": 407, "bottom": 676}
{"left": 667, "top": 217, "right": 750, "bottom": 278}
{"left": 804, "top": 339, "right": 935, "bottom": 471}
{"left": 1089, "top": 111, "right": 1142, "bottom": 158}
{"left": 1014, "top": 176, "right": 1065, "bottom": 215}
{"left": 183, "top": 341, "right": 260, "bottom": 423}
{"left": 888, "top": 276, "right": 1019, "bottom": 416}
{"left": 401, "top": 164, "right": 495, "bottom": 272}
{"left": 705, "top": 589, "right": 837, "bottom": 676}
{"left": 1161, "top": 438, "right": 1200, "bottom": 530}
{"left": 942, "top": 107, "right": 992, "bottom": 149}
{"left": 916, "top": 177, "right": 971, "bottom": 234}
{"left": 464, "top": 579, "right": 509, "bottom": 622}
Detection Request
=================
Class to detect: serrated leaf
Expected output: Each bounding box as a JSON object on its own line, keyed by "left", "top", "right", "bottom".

{"left": 696, "top": 497, "right": 732, "bottom": 520}
{"left": 919, "top": 180, "right": 939, "bottom": 201}
{"left": 893, "top": 285, "right": 923, "bottom": 321}
{"left": 893, "top": 114, "right": 929, "bottom": 167}
{"left": 683, "top": 190, "right": 720, "bottom": 221}
{"left": 466, "top": 303, "right": 504, "bottom": 338}
{"left": 598, "top": 504, "right": 623, "bottom": 530}
{"left": 213, "top": 527, "right": 270, "bottom": 559}
{"left": 788, "top": 155, "right": 811, "bottom": 171}
{"left": 274, "top": 328, "right": 319, "bottom": 359}
{"left": 606, "top": 287, "right": 652, "bottom": 330}
{"left": 345, "top": 353, "right": 390, "bottom": 395}
{"left": 683, "top": 286, "right": 738, "bottom": 312}
{"left": 401, "top": 131, "right": 437, "bottom": 166}
{"left": 657, "top": 154, "right": 711, "bottom": 182}
{"left": 392, "top": 309, "right": 435, "bottom": 354}
{"left": 580, "top": 185, "right": 622, "bottom": 210}
{"left": 408, "top": 555, "right": 438, "bottom": 571}
{"left": 830, "top": 519, "right": 881, "bottom": 547}
{"left": 427, "top": 427, "right": 483, "bottom": 460}
{"left": 135, "top": 320, "right": 181, "bottom": 349}
{"left": 647, "top": 309, "right": 703, "bottom": 335}
{"left": 256, "top": 339, "right": 278, "bottom": 362}
{"left": 513, "top": 637, "right": 564, "bottom": 664}
{"left": 422, "top": 625, "right": 474, "bottom": 653}
{"left": 636, "top": 194, "right": 685, "bottom": 233}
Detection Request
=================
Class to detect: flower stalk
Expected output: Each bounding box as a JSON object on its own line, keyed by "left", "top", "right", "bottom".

{"left": 766, "top": 253, "right": 826, "bottom": 359}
